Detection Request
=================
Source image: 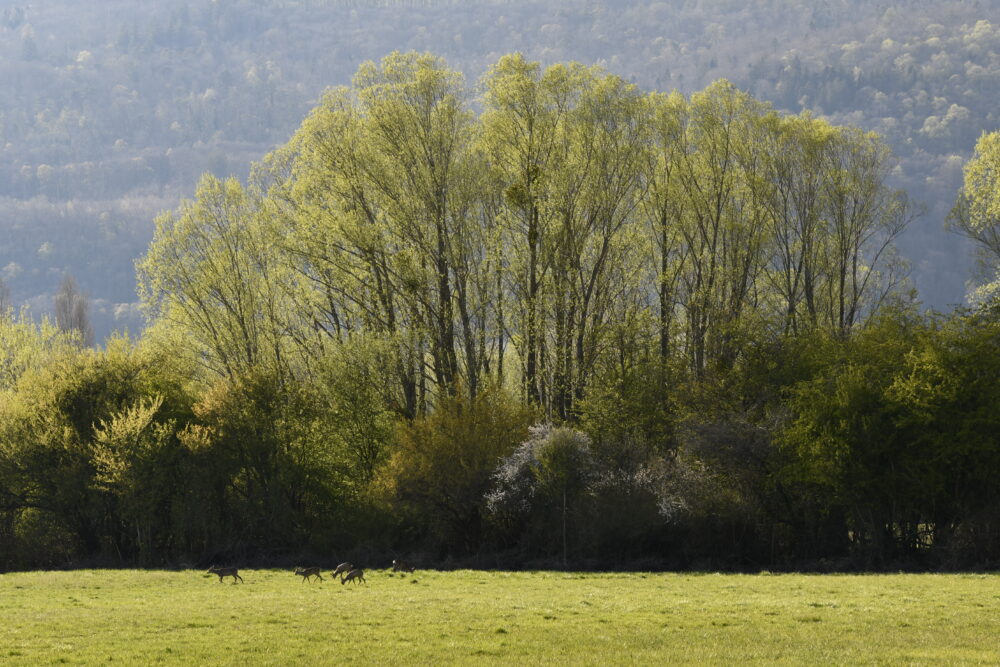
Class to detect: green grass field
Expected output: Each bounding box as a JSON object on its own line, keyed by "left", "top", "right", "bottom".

{"left": 1, "top": 569, "right": 999, "bottom": 665}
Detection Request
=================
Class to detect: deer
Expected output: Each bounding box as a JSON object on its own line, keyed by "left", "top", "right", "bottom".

{"left": 392, "top": 559, "right": 415, "bottom": 573}
{"left": 341, "top": 568, "right": 366, "bottom": 585}
{"left": 207, "top": 565, "right": 244, "bottom": 584}
{"left": 294, "top": 566, "right": 324, "bottom": 583}
{"left": 331, "top": 562, "right": 353, "bottom": 580}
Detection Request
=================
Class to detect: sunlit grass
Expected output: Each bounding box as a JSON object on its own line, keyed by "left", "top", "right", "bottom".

{"left": 1, "top": 569, "right": 999, "bottom": 664}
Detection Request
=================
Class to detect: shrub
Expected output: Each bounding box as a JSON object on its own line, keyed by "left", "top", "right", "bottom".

{"left": 375, "top": 388, "right": 535, "bottom": 554}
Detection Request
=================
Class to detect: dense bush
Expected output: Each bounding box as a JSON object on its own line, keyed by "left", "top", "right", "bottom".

{"left": 0, "top": 332, "right": 195, "bottom": 567}
{"left": 375, "top": 389, "right": 536, "bottom": 555}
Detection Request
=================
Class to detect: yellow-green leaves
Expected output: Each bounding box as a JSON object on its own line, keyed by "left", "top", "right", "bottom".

{"left": 950, "top": 131, "right": 1000, "bottom": 303}
{"left": 137, "top": 174, "right": 296, "bottom": 379}
{"left": 139, "top": 51, "right": 912, "bottom": 413}
{"left": 91, "top": 395, "right": 166, "bottom": 490}
{"left": 959, "top": 131, "right": 1000, "bottom": 234}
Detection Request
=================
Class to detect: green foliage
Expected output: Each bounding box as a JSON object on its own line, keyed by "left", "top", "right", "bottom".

{"left": 775, "top": 306, "right": 1000, "bottom": 565}
{"left": 137, "top": 174, "right": 299, "bottom": 380}
{"left": 0, "top": 336, "right": 194, "bottom": 567}
{"left": 885, "top": 308, "right": 1000, "bottom": 562}
{"left": 376, "top": 388, "right": 535, "bottom": 552}
{"left": 313, "top": 337, "right": 397, "bottom": 484}
{"left": 238, "top": 52, "right": 911, "bottom": 420}
{"left": 577, "top": 371, "right": 675, "bottom": 459}
{"left": 180, "top": 367, "right": 365, "bottom": 552}
{"left": 0, "top": 309, "right": 79, "bottom": 391}
{"left": 950, "top": 131, "right": 1000, "bottom": 303}
{"left": 90, "top": 395, "right": 176, "bottom": 563}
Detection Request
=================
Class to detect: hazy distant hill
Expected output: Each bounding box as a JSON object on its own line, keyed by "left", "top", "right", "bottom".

{"left": 1, "top": 0, "right": 996, "bottom": 340}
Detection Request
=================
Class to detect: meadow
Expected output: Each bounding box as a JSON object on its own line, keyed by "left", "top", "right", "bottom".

{"left": 1, "top": 569, "right": 998, "bottom": 665}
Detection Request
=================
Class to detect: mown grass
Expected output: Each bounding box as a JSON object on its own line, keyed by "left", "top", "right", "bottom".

{"left": 1, "top": 569, "right": 999, "bottom": 665}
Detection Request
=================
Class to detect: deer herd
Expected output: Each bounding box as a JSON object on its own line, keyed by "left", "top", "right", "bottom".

{"left": 206, "top": 559, "right": 417, "bottom": 586}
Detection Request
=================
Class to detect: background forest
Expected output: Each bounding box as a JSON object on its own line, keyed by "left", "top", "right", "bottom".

{"left": 4, "top": 44, "right": 1000, "bottom": 571}
{"left": 3, "top": 0, "right": 1000, "bottom": 339}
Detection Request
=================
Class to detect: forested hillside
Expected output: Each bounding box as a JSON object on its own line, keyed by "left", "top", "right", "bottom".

{"left": 1, "top": 0, "right": 999, "bottom": 339}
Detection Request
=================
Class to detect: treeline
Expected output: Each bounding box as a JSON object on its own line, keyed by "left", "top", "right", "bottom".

{"left": 2, "top": 52, "right": 999, "bottom": 571}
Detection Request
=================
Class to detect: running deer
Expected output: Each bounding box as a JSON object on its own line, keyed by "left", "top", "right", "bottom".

{"left": 331, "top": 562, "right": 353, "bottom": 580}
{"left": 294, "top": 567, "right": 324, "bottom": 583}
{"left": 207, "top": 565, "right": 244, "bottom": 583}
{"left": 341, "top": 568, "right": 366, "bottom": 585}
{"left": 392, "top": 559, "right": 415, "bottom": 573}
